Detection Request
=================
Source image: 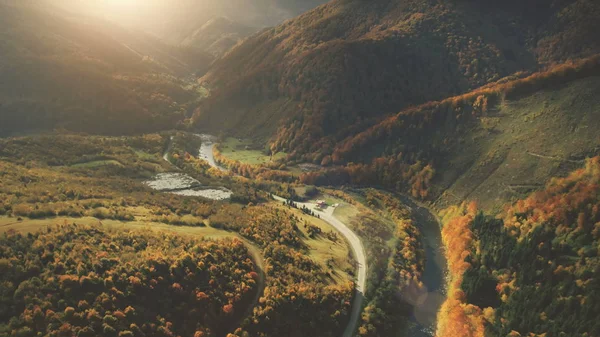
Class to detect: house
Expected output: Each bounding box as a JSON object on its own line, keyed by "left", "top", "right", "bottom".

{"left": 315, "top": 200, "right": 327, "bottom": 208}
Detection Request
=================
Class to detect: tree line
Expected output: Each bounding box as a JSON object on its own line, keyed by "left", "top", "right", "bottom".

{"left": 437, "top": 157, "right": 600, "bottom": 336}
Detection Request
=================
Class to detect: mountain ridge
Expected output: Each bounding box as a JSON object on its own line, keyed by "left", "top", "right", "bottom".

{"left": 0, "top": 2, "right": 210, "bottom": 136}
{"left": 194, "top": 0, "right": 600, "bottom": 152}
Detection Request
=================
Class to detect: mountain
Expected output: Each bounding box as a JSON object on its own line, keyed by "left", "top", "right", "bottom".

{"left": 179, "top": 17, "right": 254, "bottom": 57}
{"left": 0, "top": 2, "right": 212, "bottom": 136}
{"left": 194, "top": 0, "right": 600, "bottom": 150}
{"left": 309, "top": 56, "right": 600, "bottom": 211}
{"left": 0, "top": 1, "right": 599, "bottom": 337}
{"left": 143, "top": 0, "right": 330, "bottom": 56}
{"left": 438, "top": 157, "right": 600, "bottom": 337}
{"left": 47, "top": 0, "right": 329, "bottom": 57}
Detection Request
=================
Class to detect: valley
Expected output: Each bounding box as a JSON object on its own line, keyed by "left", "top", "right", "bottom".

{"left": 1, "top": 1, "right": 598, "bottom": 337}
{"left": 0, "top": 130, "right": 445, "bottom": 337}
{"left": 197, "top": 136, "right": 368, "bottom": 336}
{"left": 199, "top": 133, "right": 447, "bottom": 336}
{"left": 0, "top": 132, "right": 360, "bottom": 336}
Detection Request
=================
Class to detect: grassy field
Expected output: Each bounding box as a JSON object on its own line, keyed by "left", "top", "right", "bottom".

{"left": 332, "top": 204, "right": 359, "bottom": 225}
{"left": 272, "top": 202, "right": 353, "bottom": 284}
{"left": 0, "top": 216, "right": 240, "bottom": 240}
{"left": 434, "top": 76, "right": 600, "bottom": 212}
{"left": 286, "top": 166, "right": 306, "bottom": 175}
{"left": 309, "top": 193, "right": 361, "bottom": 225}
{"left": 71, "top": 160, "right": 124, "bottom": 168}
{"left": 219, "top": 137, "right": 286, "bottom": 165}
{"left": 324, "top": 190, "right": 400, "bottom": 249}
{"left": 134, "top": 150, "right": 158, "bottom": 161}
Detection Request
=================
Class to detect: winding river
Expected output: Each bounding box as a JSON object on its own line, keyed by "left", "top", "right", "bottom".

{"left": 398, "top": 195, "right": 447, "bottom": 336}
{"left": 196, "top": 135, "right": 367, "bottom": 337}
{"left": 193, "top": 134, "right": 445, "bottom": 337}
{"left": 196, "top": 134, "right": 447, "bottom": 337}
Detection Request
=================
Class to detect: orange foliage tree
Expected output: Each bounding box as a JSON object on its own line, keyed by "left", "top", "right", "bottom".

{"left": 437, "top": 202, "right": 485, "bottom": 337}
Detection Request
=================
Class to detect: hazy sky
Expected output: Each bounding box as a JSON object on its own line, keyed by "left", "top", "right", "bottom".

{"left": 55, "top": 0, "right": 300, "bottom": 26}
{"left": 46, "top": 0, "right": 325, "bottom": 45}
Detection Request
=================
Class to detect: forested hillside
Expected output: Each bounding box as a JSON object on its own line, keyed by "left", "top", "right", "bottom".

{"left": 195, "top": 0, "right": 599, "bottom": 150}
{"left": 0, "top": 224, "right": 259, "bottom": 337}
{"left": 178, "top": 17, "right": 254, "bottom": 58}
{"left": 0, "top": 2, "right": 211, "bottom": 136}
{"left": 297, "top": 56, "right": 600, "bottom": 210}
{"left": 0, "top": 132, "right": 355, "bottom": 337}
{"left": 438, "top": 157, "right": 600, "bottom": 337}
{"left": 1, "top": 1, "right": 598, "bottom": 337}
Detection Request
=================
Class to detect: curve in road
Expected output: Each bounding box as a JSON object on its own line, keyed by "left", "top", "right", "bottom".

{"left": 198, "top": 134, "right": 367, "bottom": 337}
{"left": 196, "top": 134, "right": 448, "bottom": 337}
{"left": 273, "top": 196, "right": 367, "bottom": 337}
{"left": 162, "top": 136, "right": 174, "bottom": 162}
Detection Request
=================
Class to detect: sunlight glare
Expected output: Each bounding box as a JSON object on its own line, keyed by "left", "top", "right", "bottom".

{"left": 103, "top": 0, "right": 141, "bottom": 14}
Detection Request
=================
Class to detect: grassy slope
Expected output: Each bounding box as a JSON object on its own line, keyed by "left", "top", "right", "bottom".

{"left": 219, "top": 138, "right": 287, "bottom": 165}
{"left": 298, "top": 58, "right": 599, "bottom": 212}
{"left": 272, "top": 202, "right": 354, "bottom": 284}
{"left": 434, "top": 76, "right": 600, "bottom": 212}
{"left": 0, "top": 216, "right": 230, "bottom": 238}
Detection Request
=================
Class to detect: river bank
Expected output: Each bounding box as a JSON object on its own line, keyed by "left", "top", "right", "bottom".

{"left": 193, "top": 133, "right": 447, "bottom": 337}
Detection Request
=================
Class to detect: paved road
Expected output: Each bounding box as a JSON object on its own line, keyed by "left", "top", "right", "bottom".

{"left": 197, "top": 134, "right": 227, "bottom": 171}
{"left": 180, "top": 133, "right": 448, "bottom": 336}
{"left": 198, "top": 135, "right": 367, "bottom": 337}
{"left": 162, "top": 136, "right": 174, "bottom": 162}
{"left": 273, "top": 196, "right": 367, "bottom": 337}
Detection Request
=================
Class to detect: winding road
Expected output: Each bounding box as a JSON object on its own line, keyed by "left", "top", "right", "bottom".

{"left": 194, "top": 134, "right": 446, "bottom": 337}
{"left": 162, "top": 136, "right": 174, "bottom": 162}
{"left": 273, "top": 196, "right": 367, "bottom": 337}
{"left": 197, "top": 135, "right": 367, "bottom": 337}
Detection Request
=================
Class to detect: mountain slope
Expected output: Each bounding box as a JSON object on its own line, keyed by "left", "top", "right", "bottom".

{"left": 180, "top": 17, "right": 254, "bottom": 57}
{"left": 438, "top": 157, "right": 600, "bottom": 337}
{"left": 160, "top": 0, "right": 330, "bottom": 56}
{"left": 0, "top": 2, "right": 211, "bottom": 136}
{"left": 296, "top": 56, "right": 600, "bottom": 211}
{"left": 194, "top": 0, "right": 600, "bottom": 151}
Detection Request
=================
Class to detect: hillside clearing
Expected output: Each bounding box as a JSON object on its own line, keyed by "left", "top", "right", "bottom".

{"left": 0, "top": 216, "right": 237, "bottom": 239}
{"left": 273, "top": 202, "right": 354, "bottom": 285}
{"left": 70, "top": 159, "right": 124, "bottom": 168}
{"left": 219, "top": 137, "right": 286, "bottom": 165}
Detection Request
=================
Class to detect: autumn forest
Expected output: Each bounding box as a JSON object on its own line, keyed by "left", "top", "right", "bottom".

{"left": 1, "top": 0, "right": 599, "bottom": 337}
